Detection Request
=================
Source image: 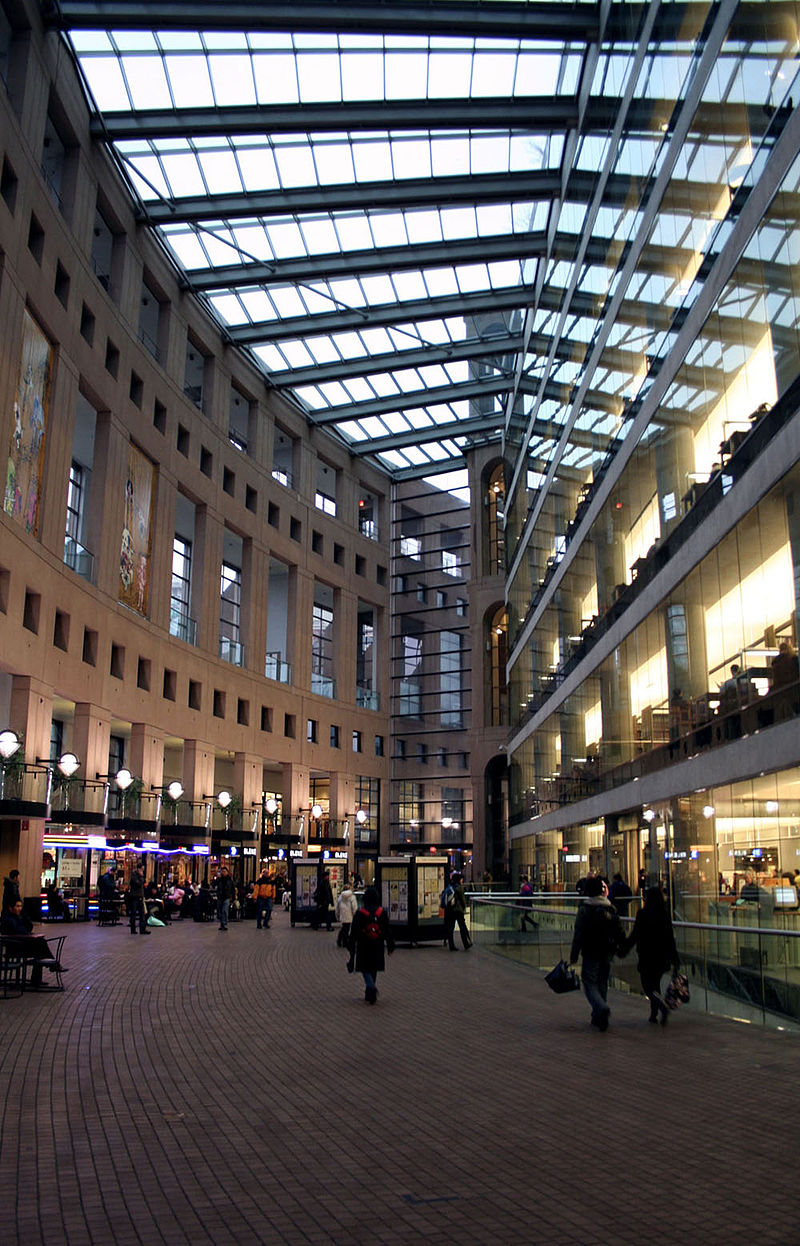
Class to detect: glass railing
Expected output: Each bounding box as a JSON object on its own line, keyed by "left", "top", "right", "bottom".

{"left": 264, "top": 653, "right": 292, "bottom": 683}
{"left": 169, "top": 608, "right": 197, "bottom": 645}
{"left": 468, "top": 896, "right": 800, "bottom": 1031}
{"left": 63, "top": 536, "right": 94, "bottom": 582}
{"left": 219, "top": 636, "right": 244, "bottom": 666}
{"left": 311, "top": 672, "right": 336, "bottom": 698}
{"left": 356, "top": 684, "right": 379, "bottom": 710}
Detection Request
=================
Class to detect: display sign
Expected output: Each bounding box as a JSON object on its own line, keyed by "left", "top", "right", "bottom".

{"left": 60, "top": 859, "right": 84, "bottom": 878}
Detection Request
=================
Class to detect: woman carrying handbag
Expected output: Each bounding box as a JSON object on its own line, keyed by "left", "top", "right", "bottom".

{"left": 625, "top": 886, "right": 680, "bottom": 1025}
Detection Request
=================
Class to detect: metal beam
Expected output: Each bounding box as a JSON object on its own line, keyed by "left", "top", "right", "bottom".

{"left": 308, "top": 376, "right": 511, "bottom": 425}
{"left": 92, "top": 98, "right": 579, "bottom": 141}
{"left": 142, "top": 170, "right": 563, "bottom": 224}
{"left": 270, "top": 334, "right": 524, "bottom": 388}
{"left": 51, "top": 1, "right": 599, "bottom": 39}
{"left": 140, "top": 167, "right": 736, "bottom": 226}
{"left": 90, "top": 95, "right": 763, "bottom": 142}
{"left": 186, "top": 232, "right": 549, "bottom": 290}
{"left": 350, "top": 413, "right": 506, "bottom": 455}
{"left": 229, "top": 286, "right": 533, "bottom": 343}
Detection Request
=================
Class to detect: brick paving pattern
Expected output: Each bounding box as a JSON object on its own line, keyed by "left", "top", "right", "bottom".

{"left": 0, "top": 912, "right": 797, "bottom": 1246}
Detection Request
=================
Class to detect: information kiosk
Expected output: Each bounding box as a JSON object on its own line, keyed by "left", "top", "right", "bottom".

{"left": 290, "top": 857, "right": 347, "bottom": 926}
{"left": 376, "top": 854, "right": 448, "bottom": 944}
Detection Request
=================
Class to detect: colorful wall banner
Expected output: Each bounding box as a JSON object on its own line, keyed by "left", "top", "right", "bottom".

{"left": 5, "top": 309, "right": 51, "bottom": 534}
{"left": 119, "top": 442, "right": 155, "bottom": 614}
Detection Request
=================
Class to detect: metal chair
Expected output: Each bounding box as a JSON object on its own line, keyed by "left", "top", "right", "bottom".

{"left": 0, "top": 936, "right": 25, "bottom": 998}
{"left": 35, "top": 934, "right": 67, "bottom": 990}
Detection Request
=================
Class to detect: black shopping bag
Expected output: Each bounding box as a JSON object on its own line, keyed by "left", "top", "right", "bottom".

{"left": 545, "top": 959, "right": 580, "bottom": 994}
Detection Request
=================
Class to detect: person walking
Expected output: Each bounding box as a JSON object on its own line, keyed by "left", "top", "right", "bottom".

{"left": 608, "top": 872, "right": 634, "bottom": 917}
{"left": 624, "top": 885, "right": 680, "bottom": 1024}
{"left": 347, "top": 885, "right": 394, "bottom": 1004}
{"left": 215, "top": 866, "right": 235, "bottom": 930}
{"left": 519, "top": 875, "right": 537, "bottom": 932}
{"left": 336, "top": 877, "right": 358, "bottom": 948}
{"left": 445, "top": 871, "right": 472, "bottom": 951}
{"left": 252, "top": 868, "right": 274, "bottom": 929}
{"left": 569, "top": 874, "right": 625, "bottom": 1031}
{"left": 312, "top": 869, "right": 334, "bottom": 932}
{"left": 127, "top": 864, "right": 149, "bottom": 936}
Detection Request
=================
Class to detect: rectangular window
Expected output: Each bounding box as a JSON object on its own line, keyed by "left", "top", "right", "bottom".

{"left": 170, "top": 536, "right": 194, "bottom": 642}
{"left": 314, "top": 490, "right": 336, "bottom": 516}
{"left": 65, "top": 462, "right": 83, "bottom": 544}
{"left": 352, "top": 730, "right": 362, "bottom": 753}
{"left": 220, "top": 561, "right": 242, "bottom": 663}
{"left": 312, "top": 603, "right": 334, "bottom": 676}
{"left": 397, "top": 781, "right": 423, "bottom": 838}
{"left": 440, "top": 630, "right": 463, "bottom": 727}
{"left": 442, "top": 548, "right": 461, "bottom": 577}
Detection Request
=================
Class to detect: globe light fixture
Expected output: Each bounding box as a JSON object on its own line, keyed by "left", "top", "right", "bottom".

{"left": 166, "top": 781, "right": 184, "bottom": 802}
{"left": 217, "top": 790, "right": 232, "bottom": 809}
{"left": 57, "top": 752, "right": 80, "bottom": 778}
{"left": 311, "top": 803, "right": 323, "bottom": 820}
{"left": 115, "top": 767, "right": 134, "bottom": 791}
{"left": 265, "top": 797, "right": 278, "bottom": 816}
{"left": 355, "top": 809, "right": 367, "bottom": 825}
{"left": 0, "top": 729, "right": 20, "bottom": 761}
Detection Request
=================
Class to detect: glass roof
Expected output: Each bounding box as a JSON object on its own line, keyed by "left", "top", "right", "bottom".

{"left": 54, "top": 1, "right": 800, "bottom": 478}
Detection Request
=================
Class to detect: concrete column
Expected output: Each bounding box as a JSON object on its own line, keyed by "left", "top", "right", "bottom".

{"left": 291, "top": 569, "right": 313, "bottom": 690}
{"left": 193, "top": 507, "right": 224, "bottom": 653}
{"left": 4, "top": 676, "right": 54, "bottom": 895}
{"left": 38, "top": 350, "right": 78, "bottom": 556}
{"left": 282, "top": 761, "right": 310, "bottom": 829}
{"left": 129, "top": 724, "right": 165, "bottom": 791}
{"left": 233, "top": 752, "right": 263, "bottom": 811}
{"left": 243, "top": 539, "right": 268, "bottom": 677}
{"left": 183, "top": 740, "right": 216, "bottom": 808}
{"left": 73, "top": 702, "right": 111, "bottom": 821}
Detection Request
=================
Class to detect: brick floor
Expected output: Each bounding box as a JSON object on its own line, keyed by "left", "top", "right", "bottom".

{"left": 0, "top": 912, "right": 797, "bottom": 1246}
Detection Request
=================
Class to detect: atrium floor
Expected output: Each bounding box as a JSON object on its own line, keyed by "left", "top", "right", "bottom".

{"left": 0, "top": 911, "right": 795, "bottom": 1245}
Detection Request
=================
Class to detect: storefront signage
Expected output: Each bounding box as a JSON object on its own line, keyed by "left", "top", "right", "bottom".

{"left": 243, "top": 847, "right": 257, "bottom": 856}
{"left": 192, "top": 844, "right": 210, "bottom": 855}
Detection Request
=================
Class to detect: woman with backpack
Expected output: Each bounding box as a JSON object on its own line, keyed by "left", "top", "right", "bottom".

{"left": 346, "top": 886, "right": 394, "bottom": 1004}
{"left": 624, "top": 885, "right": 680, "bottom": 1024}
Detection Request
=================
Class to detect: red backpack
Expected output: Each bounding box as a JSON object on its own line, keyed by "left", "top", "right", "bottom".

{"left": 360, "top": 906, "right": 384, "bottom": 940}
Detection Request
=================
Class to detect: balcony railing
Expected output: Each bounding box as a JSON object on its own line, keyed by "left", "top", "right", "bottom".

{"left": 219, "top": 636, "right": 245, "bottom": 666}
{"left": 311, "top": 672, "right": 336, "bottom": 699}
{"left": 169, "top": 608, "right": 197, "bottom": 645}
{"left": 356, "top": 684, "right": 379, "bottom": 710}
{"left": 63, "top": 536, "right": 94, "bottom": 582}
{"left": 264, "top": 652, "right": 292, "bottom": 683}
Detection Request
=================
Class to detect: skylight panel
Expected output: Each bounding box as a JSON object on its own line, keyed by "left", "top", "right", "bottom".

{"left": 341, "top": 52, "right": 385, "bottom": 101}
{"left": 298, "top": 218, "right": 340, "bottom": 254}
{"left": 440, "top": 361, "right": 470, "bottom": 384}
{"left": 334, "top": 215, "right": 376, "bottom": 251}
{"left": 256, "top": 221, "right": 300, "bottom": 259}
{"left": 79, "top": 57, "right": 130, "bottom": 110}
{"left": 456, "top": 264, "right": 492, "bottom": 293}
{"left": 515, "top": 50, "right": 562, "bottom": 96}
{"left": 123, "top": 155, "right": 170, "bottom": 200}
{"left": 385, "top": 411, "right": 416, "bottom": 432}
{"left": 357, "top": 328, "right": 395, "bottom": 354}
{"left": 223, "top": 223, "right": 271, "bottom": 261}
{"left": 327, "top": 277, "right": 366, "bottom": 308}
{"left": 368, "top": 212, "right": 408, "bottom": 247}
{"left": 385, "top": 51, "right": 428, "bottom": 98}
{"left": 253, "top": 53, "right": 300, "bottom": 104}
{"left": 198, "top": 150, "right": 242, "bottom": 195}
{"left": 488, "top": 260, "right": 523, "bottom": 288}
{"left": 441, "top": 207, "right": 479, "bottom": 239}
{"left": 417, "top": 364, "right": 452, "bottom": 388}
{"left": 163, "top": 231, "right": 209, "bottom": 269}
{"left": 297, "top": 53, "right": 342, "bottom": 103}
{"left": 207, "top": 54, "right": 256, "bottom": 106}
{"left": 69, "top": 31, "right": 114, "bottom": 53}
{"left": 273, "top": 144, "right": 318, "bottom": 188}
{"left": 471, "top": 134, "right": 510, "bottom": 175}
{"left": 298, "top": 286, "right": 334, "bottom": 315}
{"left": 270, "top": 287, "right": 307, "bottom": 318}
{"left": 472, "top": 52, "right": 517, "bottom": 96}
{"left": 279, "top": 340, "right": 316, "bottom": 368}
{"left": 121, "top": 56, "right": 172, "bottom": 109}
{"left": 422, "top": 268, "right": 459, "bottom": 298}
{"left": 429, "top": 51, "right": 472, "bottom": 97}
{"left": 378, "top": 449, "right": 411, "bottom": 469}
{"left": 392, "top": 272, "right": 428, "bottom": 302}
{"left": 351, "top": 140, "right": 394, "bottom": 182}
{"left": 296, "top": 385, "right": 324, "bottom": 407}
{"left": 369, "top": 373, "right": 401, "bottom": 398}
{"left": 160, "top": 55, "right": 214, "bottom": 108}
{"left": 254, "top": 344, "right": 290, "bottom": 371}
{"left": 239, "top": 289, "right": 277, "bottom": 321}
{"left": 431, "top": 136, "right": 471, "bottom": 177}
{"left": 194, "top": 229, "right": 241, "bottom": 266}
{"left": 313, "top": 143, "right": 356, "bottom": 185}
{"left": 112, "top": 31, "right": 159, "bottom": 53}
{"left": 404, "top": 211, "right": 442, "bottom": 244}
{"left": 340, "top": 376, "right": 375, "bottom": 403}
{"left": 362, "top": 274, "right": 398, "bottom": 304}
{"left": 208, "top": 293, "right": 246, "bottom": 325}
{"left": 329, "top": 331, "right": 368, "bottom": 359}
{"left": 392, "top": 138, "right": 432, "bottom": 180}
{"left": 160, "top": 152, "right": 207, "bottom": 198}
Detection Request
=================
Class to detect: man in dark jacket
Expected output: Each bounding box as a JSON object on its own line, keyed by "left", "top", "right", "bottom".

{"left": 2, "top": 869, "right": 21, "bottom": 911}
{"left": 1, "top": 898, "right": 64, "bottom": 987}
{"left": 312, "top": 869, "right": 334, "bottom": 931}
{"left": 569, "top": 875, "right": 625, "bottom": 1031}
{"left": 215, "top": 866, "right": 236, "bottom": 930}
{"left": 127, "top": 865, "right": 149, "bottom": 935}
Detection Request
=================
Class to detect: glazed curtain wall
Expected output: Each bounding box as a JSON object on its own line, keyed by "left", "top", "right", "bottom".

{"left": 509, "top": 461, "right": 800, "bottom": 824}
